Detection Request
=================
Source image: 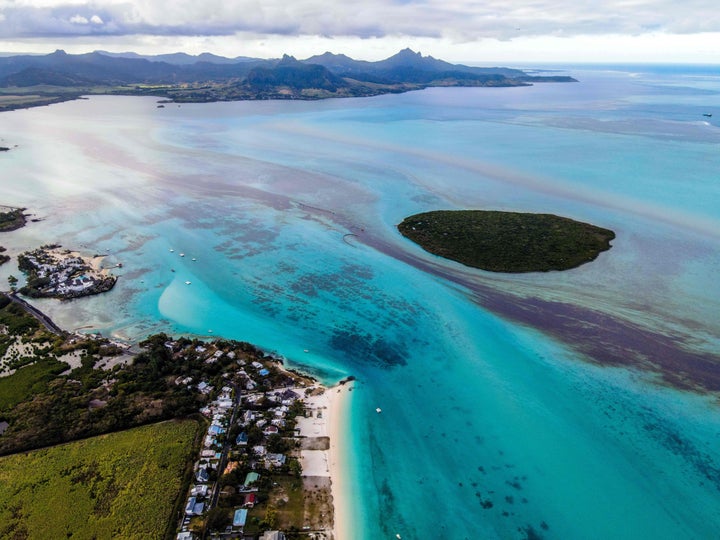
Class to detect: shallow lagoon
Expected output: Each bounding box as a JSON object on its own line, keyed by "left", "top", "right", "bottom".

{"left": 1, "top": 66, "right": 719, "bottom": 539}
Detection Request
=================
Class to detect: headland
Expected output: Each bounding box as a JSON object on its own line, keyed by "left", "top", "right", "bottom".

{"left": 17, "top": 245, "right": 117, "bottom": 299}
{"left": 0, "top": 278, "right": 348, "bottom": 539}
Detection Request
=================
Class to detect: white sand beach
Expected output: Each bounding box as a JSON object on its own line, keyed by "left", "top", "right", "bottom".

{"left": 328, "top": 382, "right": 353, "bottom": 540}
{"left": 298, "top": 381, "right": 354, "bottom": 540}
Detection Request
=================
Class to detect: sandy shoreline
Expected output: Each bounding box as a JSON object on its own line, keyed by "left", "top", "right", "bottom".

{"left": 328, "top": 382, "right": 353, "bottom": 540}
{"left": 68, "top": 250, "right": 112, "bottom": 276}
{"left": 298, "top": 381, "right": 354, "bottom": 540}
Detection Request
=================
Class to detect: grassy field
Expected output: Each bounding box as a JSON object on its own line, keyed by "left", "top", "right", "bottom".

{"left": 0, "top": 419, "right": 201, "bottom": 540}
{"left": 0, "top": 358, "right": 66, "bottom": 410}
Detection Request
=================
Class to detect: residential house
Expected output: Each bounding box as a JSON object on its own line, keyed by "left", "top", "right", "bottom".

{"left": 196, "top": 468, "right": 210, "bottom": 483}
{"left": 233, "top": 508, "right": 248, "bottom": 528}
{"left": 266, "top": 453, "right": 287, "bottom": 467}
{"left": 243, "top": 493, "right": 256, "bottom": 508}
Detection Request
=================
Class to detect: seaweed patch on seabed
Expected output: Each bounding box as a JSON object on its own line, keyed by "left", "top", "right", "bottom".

{"left": 479, "top": 293, "right": 720, "bottom": 394}
{"left": 289, "top": 264, "right": 376, "bottom": 299}
{"left": 329, "top": 323, "right": 408, "bottom": 368}
{"left": 520, "top": 524, "right": 548, "bottom": 540}
{"left": 361, "top": 234, "right": 720, "bottom": 396}
{"left": 643, "top": 418, "right": 720, "bottom": 490}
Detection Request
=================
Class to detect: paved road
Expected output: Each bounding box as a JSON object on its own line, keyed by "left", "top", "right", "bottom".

{"left": 203, "top": 382, "right": 242, "bottom": 537}
{"left": 2, "top": 291, "right": 65, "bottom": 335}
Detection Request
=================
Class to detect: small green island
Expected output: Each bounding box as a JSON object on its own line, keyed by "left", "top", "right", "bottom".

{"left": 0, "top": 206, "right": 26, "bottom": 232}
{"left": 0, "top": 206, "right": 27, "bottom": 266}
{"left": 398, "top": 210, "right": 615, "bottom": 272}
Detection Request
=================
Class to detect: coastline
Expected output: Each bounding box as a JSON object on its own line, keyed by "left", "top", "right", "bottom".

{"left": 5, "top": 291, "right": 355, "bottom": 537}
{"left": 328, "top": 381, "right": 354, "bottom": 540}
{"left": 297, "top": 379, "right": 355, "bottom": 540}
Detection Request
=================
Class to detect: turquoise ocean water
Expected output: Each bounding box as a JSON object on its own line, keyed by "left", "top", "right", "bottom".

{"left": 1, "top": 66, "right": 719, "bottom": 539}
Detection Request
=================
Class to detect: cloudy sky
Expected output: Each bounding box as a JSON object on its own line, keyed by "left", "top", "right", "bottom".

{"left": 0, "top": 0, "right": 718, "bottom": 63}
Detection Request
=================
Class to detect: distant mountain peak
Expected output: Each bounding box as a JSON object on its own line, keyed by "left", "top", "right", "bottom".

{"left": 398, "top": 47, "right": 421, "bottom": 56}
{"left": 278, "top": 54, "right": 299, "bottom": 66}
{"left": 317, "top": 51, "right": 352, "bottom": 60}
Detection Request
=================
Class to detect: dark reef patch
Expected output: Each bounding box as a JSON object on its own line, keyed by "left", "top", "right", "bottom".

{"left": 357, "top": 233, "right": 720, "bottom": 396}
{"left": 329, "top": 323, "right": 408, "bottom": 368}
{"left": 642, "top": 419, "right": 720, "bottom": 489}
{"left": 480, "top": 293, "right": 720, "bottom": 394}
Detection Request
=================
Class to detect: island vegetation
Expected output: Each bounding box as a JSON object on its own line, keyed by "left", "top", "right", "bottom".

{"left": 398, "top": 210, "right": 615, "bottom": 272}
{"left": 0, "top": 206, "right": 26, "bottom": 232}
{"left": 0, "top": 206, "right": 27, "bottom": 265}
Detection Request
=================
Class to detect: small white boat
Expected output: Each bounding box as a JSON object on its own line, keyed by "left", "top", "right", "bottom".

{"left": 303, "top": 349, "right": 309, "bottom": 353}
{"left": 396, "top": 535, "right": 402, "bottom": 540}
{"left": 169, "top": 249, "right": 174, "bottom": 252}
{"left": 192, "top": 258, "right": 197, "bottom": 261}
{"left": 180, "top": 253, "right": 185, "bottom": 257}
{"left": 185, "top": 281, "right": 191, "bottom": 285}
{"left": 376, "top": 408, "right": 382, "bottom": 413}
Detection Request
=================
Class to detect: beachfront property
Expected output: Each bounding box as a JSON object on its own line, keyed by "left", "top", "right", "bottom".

{"left": 16, "top": 246, "right": 117, "bottom": 299}
{"left": 164, "top": 335, "right": 322, "bottom": 537}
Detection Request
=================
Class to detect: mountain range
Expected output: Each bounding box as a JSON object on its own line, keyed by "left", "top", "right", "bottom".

{"left": 0, "top": 48, "right": 575, "bottom": 108}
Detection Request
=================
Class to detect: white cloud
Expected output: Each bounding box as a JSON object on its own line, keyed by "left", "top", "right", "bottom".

{"left": 69, "top": 14, "right": 88, "bottom": 24}
{"left": 0, "top": 0, "right": 718, "bottom": 63}
{"left": 2, "top": 0, "right": 720, "bottom": 40}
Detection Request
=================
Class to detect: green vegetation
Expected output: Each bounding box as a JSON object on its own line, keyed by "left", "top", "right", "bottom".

{"left": 0, "top": 92, "right": 77, "bottom": 111}
{"left": 0, "top": 420, "right": 200, "bottom": 540}
{"left": 0, "top": 295, "right": 40, "bottom": 335}
{"left": 0, "top": 331, "right": 295, "bottom": 456}
{"left": 398, "top": 210, "right": 615, "bottom": 272}
{"left": 0, "top": 358, "right": 66, "bottom": 410}
{"left": 0, "top": 206, "right": 26, "bottom": 234}
{"left": 0, "top": 206, "right": 27, "bottom": 264}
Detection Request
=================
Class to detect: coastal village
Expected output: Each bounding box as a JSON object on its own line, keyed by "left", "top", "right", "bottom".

{"left": 0, "top": 210, "right": 342, "bottom": 539}
{"left": 0, "top": 298, "right": 341, "bottom": 539}
{"left": 167, "top": 334, "right": 338, "bottom": 539}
